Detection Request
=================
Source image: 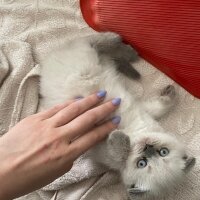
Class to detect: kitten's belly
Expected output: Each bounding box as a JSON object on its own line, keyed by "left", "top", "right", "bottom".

{"left": 39, "top": 55, "right": 139, "bottom": 135}
{"left": 39, "top": 71, "right": 137, "bottom": 132}
{"left": 40, "top": 67, "right": 133, "bottom": 108}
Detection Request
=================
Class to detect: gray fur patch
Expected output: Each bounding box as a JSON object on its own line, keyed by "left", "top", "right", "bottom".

{"left": 107, "top": 130, "right": 131, "bottom": 162}
{"left": 114, "top": 58, "right": 141, "bottom": 80}
{"left": 90, "top": 34, "right": 141, "bottom": 80}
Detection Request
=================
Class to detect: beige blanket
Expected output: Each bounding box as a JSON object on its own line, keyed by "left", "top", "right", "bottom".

{"left": 0, "top": 0, "right": 199, "bottom": 200}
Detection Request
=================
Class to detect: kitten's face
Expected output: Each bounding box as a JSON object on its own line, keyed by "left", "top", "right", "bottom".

{"left": 121, "top": 131, "right": 195, "bottom": 199}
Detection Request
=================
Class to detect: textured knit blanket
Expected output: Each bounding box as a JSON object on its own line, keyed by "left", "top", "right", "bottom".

{"left": 0, "top": 1, "right": 199, "bottom": 200}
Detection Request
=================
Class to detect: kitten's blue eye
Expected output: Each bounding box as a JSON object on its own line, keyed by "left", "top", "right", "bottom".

{"left": 159, "top": 148, "right": 169, "bottom": 157}
{"left": 137, "top": 159, "right": 147, "bottom": 168}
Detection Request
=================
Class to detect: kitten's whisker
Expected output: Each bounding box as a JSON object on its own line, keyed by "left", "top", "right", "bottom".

{"left": 152, "top": 140, "right": 160, "bottom": 146}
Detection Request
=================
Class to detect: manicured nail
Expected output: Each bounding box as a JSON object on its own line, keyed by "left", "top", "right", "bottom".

{"left": 112, "top": 116, "right": 121, "bottom": 125}
{"left": 112, "top": 98, "right": 121, "bottom": 106}
{"left": 97, "top": 90, "right": 107, "bottom": 98}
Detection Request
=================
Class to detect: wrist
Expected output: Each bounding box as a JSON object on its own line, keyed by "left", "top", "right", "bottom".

{"left": 0, "top": 137, "right": 20, "bottom": 200}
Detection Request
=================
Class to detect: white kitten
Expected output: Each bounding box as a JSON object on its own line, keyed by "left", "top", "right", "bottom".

{"left": 39, "top": 32, "right": 195, "bottom": 199}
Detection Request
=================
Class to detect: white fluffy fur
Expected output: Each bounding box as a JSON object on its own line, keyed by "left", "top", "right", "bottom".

{"left": 39, "top": 32, "right": 194, "bottom": 199}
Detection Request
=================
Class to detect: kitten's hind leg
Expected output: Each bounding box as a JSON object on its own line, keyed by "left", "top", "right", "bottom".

{"left": 88, "top": 32, "right": 122, "bottom": 49}
{"left": 143, "top": 85, "right": 176, "bottom": 120}
{"left": 113, "top": 43, "right": 138, "bottom": 63}
{"left": 87, "top": 32, "right": 140, "bottom": 79}
{"left": 114, "top": 58, "right": 141, "bottom": 80}
{"left": 111, "top": 43, "right": 140, "bottom": 80}
{"left": 89, "top": 32, "right": 138, "bottom": 63}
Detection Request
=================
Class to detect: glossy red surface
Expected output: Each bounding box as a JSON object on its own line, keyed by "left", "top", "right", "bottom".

{"left": 80, "top": 0, "right": 200, "bottom": 98}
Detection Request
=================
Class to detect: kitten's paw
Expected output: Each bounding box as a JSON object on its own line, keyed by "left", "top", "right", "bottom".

{"left": 102, "top": 32, "right": 122, "bottom": 42}
{"left": 160, "top": 85, "right": 176, "bottom": 104}
{"left": 95, "top": 32, "right": 121, "bottom": 44}
{"left": 144, "top": 85, "right": 176, "bottom": 119}
{"left": 108, "top": 130, "right": 130, "bottom": 147}
{"left": 161, "top": 85, "right": 176, "bottom": 98}
{"left": 107, "top": 130, "right": 130, "bottom": 161}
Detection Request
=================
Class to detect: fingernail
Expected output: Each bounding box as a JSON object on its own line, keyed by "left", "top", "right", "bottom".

{"left": 97, "top": 90, "right": 107, "bottom": 98}
{"left": 112, "top": 116, "right": 121, "bottom": 124}
{"left": 112, "top": 98, "right": 121, "bottom": 106}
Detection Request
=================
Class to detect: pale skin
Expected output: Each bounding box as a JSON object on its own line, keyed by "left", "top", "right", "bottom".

{"left": 0, "top": 91, "right": 121, "bottom": 200}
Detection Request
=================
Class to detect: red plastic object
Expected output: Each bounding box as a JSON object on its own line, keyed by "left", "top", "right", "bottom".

{"left": 80, "top": 0, "right": 200, "bottom": 98}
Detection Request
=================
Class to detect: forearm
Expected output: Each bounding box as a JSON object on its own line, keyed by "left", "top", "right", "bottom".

{"left": 0, "top": 136, "right": 42, "bottom": 200}
{"left": 0, "top": 139, "right": 17, "bottom": 200}
{"left": 0, "top": 135, "right": 59, "bottom": 200}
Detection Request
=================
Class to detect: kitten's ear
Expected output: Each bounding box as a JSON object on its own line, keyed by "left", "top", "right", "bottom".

{"left": 107, "top": 130, "right": 130, "bottom": 162}
{"left": 184, "top": 157, "right": 196, "bottom": 172}
{"left": 128, "top": 187, "right": 148, "bottom": 196}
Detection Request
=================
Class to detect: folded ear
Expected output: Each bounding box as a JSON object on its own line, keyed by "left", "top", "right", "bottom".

{"left": 107, "top": 130, "right": 131, "bottom": 162}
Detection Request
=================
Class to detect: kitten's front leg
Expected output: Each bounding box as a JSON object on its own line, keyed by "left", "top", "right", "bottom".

{"left": 91, "top": 130, "right": 130, "bottom": 170}
{"left": 143, "top": 85, "right": 176, "bottom": 120}
{"left": 104, "top": 130, "right": 131, "bottom": 170}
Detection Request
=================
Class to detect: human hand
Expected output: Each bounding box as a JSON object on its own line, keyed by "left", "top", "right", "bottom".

{"left": 0, "top": 90, "right": 121, "bottom": 200}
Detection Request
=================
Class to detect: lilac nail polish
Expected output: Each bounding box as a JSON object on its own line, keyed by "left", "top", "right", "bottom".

{"left": 112, "top": 98, "right": 121, "bottom": 106}
{"left": 97, "top": 90, "right": 107, "bottom": 98}
{"left": 112, "top": 116, "right": 121, "bottom": 124}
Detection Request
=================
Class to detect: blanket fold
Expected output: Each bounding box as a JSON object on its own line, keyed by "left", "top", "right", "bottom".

{"left": 0, "top": 41, "right": 39, "bottom": 135}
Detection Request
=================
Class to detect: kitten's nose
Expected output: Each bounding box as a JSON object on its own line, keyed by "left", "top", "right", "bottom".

{"left": 144, "top": 144, "right": 156, "bottom": 157}
{"left": 130, "top": 184, "right": 135, "bottom": 189}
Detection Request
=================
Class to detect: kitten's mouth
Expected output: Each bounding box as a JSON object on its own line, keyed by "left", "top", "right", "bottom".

{"left": 184, "top": 157, "right": 196, "bottom": 172}
{"left": 127, "top": 186, "right": 148, "bottom": 197}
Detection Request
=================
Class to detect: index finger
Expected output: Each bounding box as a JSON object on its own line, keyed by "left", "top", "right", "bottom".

{"left": 36, "top": 100, "right": 75, "bottom": 119}
{"left": 47, "top": 90, "right": 107, "bottom": 127}
{"left": 59, "top": 98, "right": 121, "bottom": 141}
